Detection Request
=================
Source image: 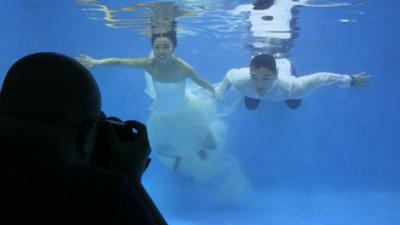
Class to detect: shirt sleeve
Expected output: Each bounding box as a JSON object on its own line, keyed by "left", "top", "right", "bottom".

{"left": 290, "top": 72, "right": 352, "bottom": 99}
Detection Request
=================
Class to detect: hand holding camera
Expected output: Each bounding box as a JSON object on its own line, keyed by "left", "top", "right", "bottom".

{"left": 91, "top": 116, "right": 151, "bottom": 183}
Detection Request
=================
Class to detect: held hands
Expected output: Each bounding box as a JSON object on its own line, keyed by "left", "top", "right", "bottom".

{"left": 211, "top": 86, "right": 217, "bottom": 99}
{"left": 351, "top": 72, "right": 371, "bottom": 89}
{"left": 212, "top": 84, "right": 225, "bottom": 101}
{"left": 76, "top": 54, "right": 97, "bottom": 69}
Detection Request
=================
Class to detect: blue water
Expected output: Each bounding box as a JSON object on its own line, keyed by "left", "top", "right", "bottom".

{"left": 1, "top": 1, "right": 399, "bottom": 224}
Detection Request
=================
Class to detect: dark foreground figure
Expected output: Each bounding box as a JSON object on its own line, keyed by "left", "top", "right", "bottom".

{"left": 0, "top": 53, "right": 167, "bottom": 225}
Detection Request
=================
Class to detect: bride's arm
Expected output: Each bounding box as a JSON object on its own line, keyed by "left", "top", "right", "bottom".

{"left": 77, "top": 54, "right": 150, "bottom": 70}
{"left": 188, "top": 72, "right": 215, "bottom": 94}
{"left": 184, "top": 64, "right": 215, "bottom": 95}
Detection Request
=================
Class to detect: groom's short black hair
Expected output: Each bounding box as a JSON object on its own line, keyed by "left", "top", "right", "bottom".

{"left": 250, "top": 54, "right": 277, "bottom": 74}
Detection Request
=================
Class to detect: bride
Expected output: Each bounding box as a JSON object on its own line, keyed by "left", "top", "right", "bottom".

{"left": 77, "top": 31, "right": 245, "bottom": 188}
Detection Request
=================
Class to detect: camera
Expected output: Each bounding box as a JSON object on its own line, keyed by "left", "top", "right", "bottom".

{"left": 104, "top": 118, "right": 139, "bottom": 142}
{"left": 90, "top": 116, "right": 139, "bottom": 169}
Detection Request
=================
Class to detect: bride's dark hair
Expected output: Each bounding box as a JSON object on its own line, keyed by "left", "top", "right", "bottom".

{"left": 151, "top": 31, "right": 177, "bottom": 48}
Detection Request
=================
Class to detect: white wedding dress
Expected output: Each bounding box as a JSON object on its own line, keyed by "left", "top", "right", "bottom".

{"left": 146, "top": 73, "right": 249, "bottom": 199}
{"left": 146, "top": 78, "right": 220, "bottom": 176}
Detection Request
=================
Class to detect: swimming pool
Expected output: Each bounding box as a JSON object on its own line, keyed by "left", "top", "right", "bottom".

{"left": 0, "top": 1, "right": 399, "bottom": 224}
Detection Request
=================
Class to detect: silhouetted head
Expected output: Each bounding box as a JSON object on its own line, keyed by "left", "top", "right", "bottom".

{"left": 0, "top": 52, "right": 101, "bottom": 126}
{"left": 0, "top": 52, "right": 101, "bottom": 164}
{"left": 253, "top": 0, "right": 275, "bottom": 10}
{"left": 249, "top": 54, "right": 278, "bottom": 96}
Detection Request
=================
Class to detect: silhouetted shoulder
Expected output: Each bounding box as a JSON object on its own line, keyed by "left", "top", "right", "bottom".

{"left": 1, "top": 163, "right": 155, "bottom": 225}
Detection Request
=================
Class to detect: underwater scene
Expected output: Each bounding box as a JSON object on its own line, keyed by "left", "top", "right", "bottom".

{"left": 1, "top": 0, "right": 399, "bottom": 224}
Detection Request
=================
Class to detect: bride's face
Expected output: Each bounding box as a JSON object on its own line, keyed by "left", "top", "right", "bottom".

{"left": 152, "top": 37, "right": 175, "bottom": 63}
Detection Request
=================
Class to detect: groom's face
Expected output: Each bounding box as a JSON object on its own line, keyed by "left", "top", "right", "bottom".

{"left": 250, "top": 66, "right": 277, "bottom": 96}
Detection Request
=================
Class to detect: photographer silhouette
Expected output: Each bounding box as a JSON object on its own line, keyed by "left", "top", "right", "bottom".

{"left": 0, "top": 52, "right": 166, "bottom": 225}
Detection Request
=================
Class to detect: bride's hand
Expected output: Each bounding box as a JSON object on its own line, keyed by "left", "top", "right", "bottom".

{"left": 76, "top": 54, "right": 97, "bottom": 69}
